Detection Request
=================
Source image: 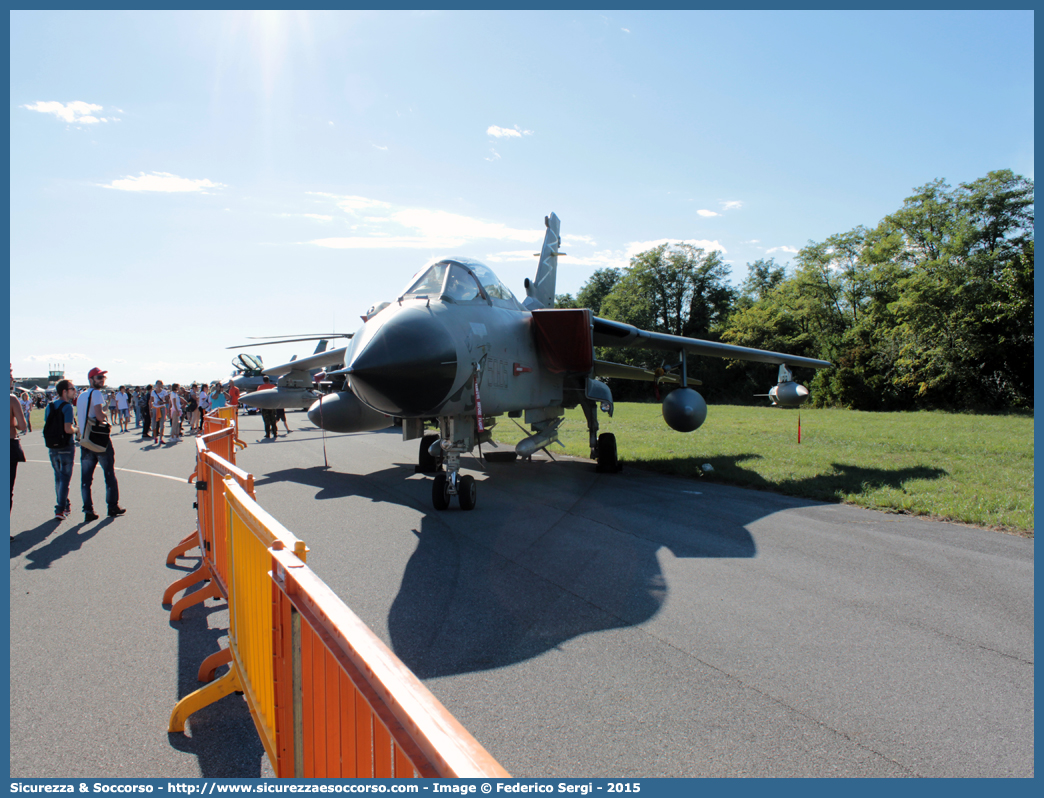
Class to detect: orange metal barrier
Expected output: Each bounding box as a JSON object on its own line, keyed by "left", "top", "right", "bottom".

{"left": 270, "top": 546, "right": 510, "bottom": 778}
{"left": 202, "top": 405, "right": 244, "bottom": 446}
{"left": 166, "top": 414, "right": 508, "bottom": 778}
{"left": 164, "top": 425, "right": 245, "bottom": 618}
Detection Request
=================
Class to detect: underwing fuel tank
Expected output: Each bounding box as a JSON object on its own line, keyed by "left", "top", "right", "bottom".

{"left": 661, "top": 388, "right": 708, "bottom": 432}
{"left": 307, "top": 391, "right": 394, "bottom": 433}
{"left": 239, "top": 387, "right": 318, "bottom": 411}
{"left": 768, "top": 381, "right": 811, "bottom": 407}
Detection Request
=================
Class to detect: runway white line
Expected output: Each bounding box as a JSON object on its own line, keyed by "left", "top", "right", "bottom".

{"left": 24, "top": 460, "right": 188, "bottom": 483}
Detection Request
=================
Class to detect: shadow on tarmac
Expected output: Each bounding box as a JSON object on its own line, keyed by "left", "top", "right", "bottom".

{"left": 252, "top": 446, "right": 951, "bottom": 680}
{"left": 638, "top": 452, "right": 949, "bottom": 504}
{"left": 14, "top": 517, "right": 112, "bottom": 568}
{"left": 163, "top": 568, "right": 269, "bottom": 778}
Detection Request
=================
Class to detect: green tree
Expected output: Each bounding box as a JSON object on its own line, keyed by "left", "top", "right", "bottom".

{"left": 881, "top": 170, "right": 1034, "bottom": 409}
{"left": 575, "top": 268, "right": 622, "bottom": 316}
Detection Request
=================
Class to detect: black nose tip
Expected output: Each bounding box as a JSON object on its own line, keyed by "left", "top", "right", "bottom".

{"left": 348, "top": 310, "right": 458, "bottom": 416}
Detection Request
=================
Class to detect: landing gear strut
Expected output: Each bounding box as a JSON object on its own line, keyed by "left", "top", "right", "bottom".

{"left": 426, "top": 416, "right": 478, "bottom": 511}
{"left": 581, "top": 398, "right": 622, "bottom": 473}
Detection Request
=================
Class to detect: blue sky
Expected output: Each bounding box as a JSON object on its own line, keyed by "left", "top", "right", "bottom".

{"left": 9, "top": 10, "right": 1034, "bottom": 387}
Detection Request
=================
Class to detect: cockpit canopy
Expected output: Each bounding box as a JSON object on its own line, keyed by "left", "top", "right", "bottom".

{"left": 399, "top": 258, "right": 524, "bottom": 311}
{"left": 233, "top": 353, "right": 264, "bottom": 375}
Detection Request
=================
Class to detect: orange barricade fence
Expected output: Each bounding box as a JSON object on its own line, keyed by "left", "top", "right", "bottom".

{"left": 202, "top": 405, "right": 243, "bottom": 445}
{"left": 270, "top": 546, "right": 511, "bottom": 778}
{"left": 166, "top": 413, "right": 239, "bottom": 567}
{"left": 166, "top": 421, "right": 508, "bottom": 778}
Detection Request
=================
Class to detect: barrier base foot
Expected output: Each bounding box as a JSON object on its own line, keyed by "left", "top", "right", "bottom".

{"left": 170, "top": 581, "right": 222, "bottom": 622}
{"left": 168, "top": 667, "right": 242, "bottom": 733}
{"left": 166, "top": 532, "right": 199, "bottom": 565}
{"left": 198, "top": 646, "right": 233, "bottom": 683}
{"left": 162, "top": 562, "right": 212, "bottom": 606}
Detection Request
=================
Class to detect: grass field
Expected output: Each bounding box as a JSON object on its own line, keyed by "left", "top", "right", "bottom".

{"left": 28, "top": 403, "right": 1033, "bottom": 534}
{"left": 544, "top": 403, "right": 1034, "bottom": 536}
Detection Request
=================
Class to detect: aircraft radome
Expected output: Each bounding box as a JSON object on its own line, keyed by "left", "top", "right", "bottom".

{"left": 258, "top": 213, "right": 832, "bottom": 511}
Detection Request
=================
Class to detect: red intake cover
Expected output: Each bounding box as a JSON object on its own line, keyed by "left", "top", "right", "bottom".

{"left": 531, "top": 308, "right": 594, "bottom": 374}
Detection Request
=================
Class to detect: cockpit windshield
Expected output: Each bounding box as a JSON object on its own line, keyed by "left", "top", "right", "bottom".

{"left": 399, "top": 258, "right": 524, "bottom": 310}
{"left": 401, "top": 263, "right": 449, "bottom": 299}
{"left": 468, "top": 262, "right": 524, "bottom": 309}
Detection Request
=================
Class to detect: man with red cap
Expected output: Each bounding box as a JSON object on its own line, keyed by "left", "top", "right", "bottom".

{"left": 77, "top": 367, "right": 126, "bottom": 522}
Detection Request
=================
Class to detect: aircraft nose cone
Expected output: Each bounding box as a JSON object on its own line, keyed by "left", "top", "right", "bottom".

{"left": 348, "top": 310, "right": 458, "bottom": 416}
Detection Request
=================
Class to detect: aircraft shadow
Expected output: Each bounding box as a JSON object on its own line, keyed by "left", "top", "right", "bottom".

{"left": 247, "top": 453, "right": 948, "bottom": 680}
{"left": 637, "top": 453, "right": 950, "bottom": 503}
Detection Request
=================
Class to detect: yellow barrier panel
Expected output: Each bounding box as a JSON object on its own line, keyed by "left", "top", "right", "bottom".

{"left": 221, "top": 477, "right": 307, "bottom": 766}
{"left": 270, "top": 546, "right": 510, "bottom": 778}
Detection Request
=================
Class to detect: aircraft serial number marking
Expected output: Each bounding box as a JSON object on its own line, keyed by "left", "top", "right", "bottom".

{"left": 485, "top": 358, "right": 510, "bottom": 390}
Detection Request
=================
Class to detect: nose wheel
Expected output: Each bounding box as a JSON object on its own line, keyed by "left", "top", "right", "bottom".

{"left": 432, "top": 472, "right": 451, "bottom": 510}
{"left": 430, "top": 470, "right": 477, "bottom": 511}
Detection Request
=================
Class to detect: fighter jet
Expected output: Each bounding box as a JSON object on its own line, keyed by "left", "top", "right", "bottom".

{"left": 229, "top": 338, "right": 353, "bottom": 411}
{"left": 298, "top": 212, "right": 830, "bottom": 511}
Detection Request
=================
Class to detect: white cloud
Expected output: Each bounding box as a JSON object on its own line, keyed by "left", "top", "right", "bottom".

{"left": 483, "top": 250, "right": 538, "bottom": 263}
{"left": 23, "top": 353, "right": 91, "bottom": 363}
{"left": 102, "top": 172, "right": 227, "bottom": 193}
{"left": 487, "top": 124, "right": 533, "bottom": 138}
{"left": 309, "top": 199, "right": 543, "bottom": 251}
{"left": 621, "top": 28, "right": 631, "bottom": 33}
{"left": 310, "top": 236, "right": 448, "bottom": 250}
{"left": 765, "top": 245, "right": 798, "bottom": 255}
{"left": 23, "top": 100, "right": 107, "bottom": 124}
{"left": 721, "top": 200, "right": 743, "bottom": 211}
{"left": 563, "top": 234, "right": 596, "bottom": 246}
{"left": 281, "top": 213, "right": 333, "bottom": 222}
{"left": 391, "top": 209, "right": 540, "bottom": 244}
{"left": 697, "top": 209, "right": 719, "bottom": 217}
{"left": 485, "top": 148, "right": 501, "bottom": 162}
{"left": 336, "top": 196, "right": 392, "bottom": 214}
{"left": 372, "top": 144, "right": 388, "bottom": 151}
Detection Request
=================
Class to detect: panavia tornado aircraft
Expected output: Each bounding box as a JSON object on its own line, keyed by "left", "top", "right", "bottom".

{"left": 254, "top": 213, "right": 831, "bottom": 511}
{"left": 229, "top": 337, "right": 352, "bottom": 411}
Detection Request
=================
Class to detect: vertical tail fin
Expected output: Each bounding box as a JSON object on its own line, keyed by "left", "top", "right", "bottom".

{"left": 523, "top": 212, "right": 562, "bottom": 310}
{"left": 312, "top": 339, "right": 329, "bottom": 355}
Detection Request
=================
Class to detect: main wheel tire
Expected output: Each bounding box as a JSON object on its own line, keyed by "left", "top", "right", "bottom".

{"left": 432, "top": 472, "right": 450, "bottom": 510}
{"left": 596, "top": 432, "right": 619, "bottom": 473}
{"left": 458, "top": 475, "right": 477, "bottom": 511}
{"left": 418, "top": 433, "right": 440, "bottom": 473}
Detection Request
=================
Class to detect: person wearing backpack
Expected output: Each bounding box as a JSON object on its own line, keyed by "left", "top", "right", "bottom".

{"left": 78, "top": 367, "right": 126, "bottom": 521}
{"left": 44, "top": 379, "right": 78, "bottom": 521}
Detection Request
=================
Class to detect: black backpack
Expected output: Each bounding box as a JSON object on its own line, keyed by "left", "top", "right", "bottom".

{"left": 43, "top": 400, "right": 73, "bottom": 449}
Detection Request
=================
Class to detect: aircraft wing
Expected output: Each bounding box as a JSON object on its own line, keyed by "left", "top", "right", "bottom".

{"left": 593, "top": 360, "right": 702, "bottom": 386}
{"left": 591, "top": 317, "right": 832, "bottom": 369}
{"left": 262, "top": 346, "right": 349, "bottom": 377}
{"left": 227, "top": 333, "right": 353, "bottom": 349}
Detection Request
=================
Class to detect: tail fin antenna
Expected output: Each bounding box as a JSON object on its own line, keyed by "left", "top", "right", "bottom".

{"left": 523, "top": 212, "right": 562, "bottom": 310}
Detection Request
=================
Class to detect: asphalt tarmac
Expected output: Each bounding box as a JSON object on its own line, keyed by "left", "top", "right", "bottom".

{"left": 8, "top": 411, "right": 1034, "bottom": 778}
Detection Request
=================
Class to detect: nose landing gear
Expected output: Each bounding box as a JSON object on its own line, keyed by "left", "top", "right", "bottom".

{"left": 422, "top": 420, "right": 478, "bottom": 511}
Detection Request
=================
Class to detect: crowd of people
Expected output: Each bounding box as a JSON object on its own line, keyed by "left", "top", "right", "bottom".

{"left": 10, "top": 364, "right": 245, "bottom": 527}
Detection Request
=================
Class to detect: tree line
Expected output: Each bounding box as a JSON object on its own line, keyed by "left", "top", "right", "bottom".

{"left": 557, "top": 169, "right": 1033, "bottom": 412}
